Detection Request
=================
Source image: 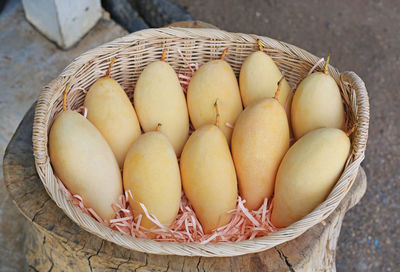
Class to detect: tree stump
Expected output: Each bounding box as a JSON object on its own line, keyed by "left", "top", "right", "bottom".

{"left": 3, "top": 103, "right": 366, "bottom": 272}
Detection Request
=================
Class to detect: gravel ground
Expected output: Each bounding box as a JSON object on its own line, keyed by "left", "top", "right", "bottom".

{"left": 174, "top": 0, "right": 400, "bottom": 270}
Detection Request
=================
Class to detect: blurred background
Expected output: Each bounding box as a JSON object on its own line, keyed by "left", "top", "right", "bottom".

{"left": 0, "top": 0, "right": 399, "bottom": 271}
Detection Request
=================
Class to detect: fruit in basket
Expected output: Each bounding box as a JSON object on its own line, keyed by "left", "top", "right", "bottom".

{"left": 49, "top": 85, "right": 122, "bottom": 221}
{"left": 239, "top": 40, "right": 291, "bottom": 107}
{"left": 271, "top": 127, "right": 351, "bottom": 228}
{"left": 232, "top": 78, "right": 290, "bottom": 210}
{"left": 180, "top": 102, "right": 238, "bottom": 234}
{"left": 285, "top": 89, "right": 295, "bottom": 140}
{"left": 134, "top": 49, "right": 189, "bottom": 156}
{"left": 187, "top": 48, "right": 242, "bottom": 142}
{"left": 291, "top": 56, "right": 345, "bottom": 139}
{"left": 123, "top": 125, "right": 181, "bottom": 229}
{"left": 84, "top": 58, "right": 141, "bottom": 168}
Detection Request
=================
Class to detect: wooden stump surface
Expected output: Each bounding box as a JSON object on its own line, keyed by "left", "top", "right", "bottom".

{"left": 3, "top": 103, "right": 366, "bottom": 272}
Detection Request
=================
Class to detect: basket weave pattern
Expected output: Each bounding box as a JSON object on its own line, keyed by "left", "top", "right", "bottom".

{"left": 32, "top": 28, "right": 369, "bottom": 256}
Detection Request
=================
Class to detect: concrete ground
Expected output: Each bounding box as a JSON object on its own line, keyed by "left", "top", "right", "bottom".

{"left": 0, "top": 0, "right": 398, "bottom": 271}
{"left": 0, "top": 1, "right": 127, "bottom": 271}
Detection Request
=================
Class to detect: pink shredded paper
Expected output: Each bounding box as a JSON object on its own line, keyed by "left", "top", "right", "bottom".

{"left": 58, "top": 177, "right": 278, "bottom": 243}
{"left": 308, "top": 57, "right": 325, "bottom": 76}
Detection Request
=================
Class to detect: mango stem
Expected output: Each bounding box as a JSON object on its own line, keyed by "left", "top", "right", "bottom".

{"left": 324, "top": 55, "right": 330, "bottom": 75}
{"left": 161, "top": 49, "right": 167, "bottom": 61}
{"left": 105, "top": 57, "right": 116, "bottom": 77}
{"left": 257, "top": 39, "right": 264, "bottom": 52}
{"left": 156, "top": 123, "right": 162, "bottom": 131}
{"left": 274, "top": 75, "right": 285, "bottom": 100}
{"left": 214, "top": 99, "right": 221, "bottom": 127}
{"left": 220, "top": 48, "right": 228, "bottom": 60}
{"left": 62, "top": 83, "right": 70, "bottom": 111}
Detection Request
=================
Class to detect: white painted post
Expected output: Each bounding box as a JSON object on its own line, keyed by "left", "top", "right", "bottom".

{"left": 22, "top": 0, "right": 102, "bottom": 49}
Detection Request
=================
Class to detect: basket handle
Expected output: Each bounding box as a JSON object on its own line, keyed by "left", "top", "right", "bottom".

{"left": 341, "top": 71, "right": 370, "bottom": 160}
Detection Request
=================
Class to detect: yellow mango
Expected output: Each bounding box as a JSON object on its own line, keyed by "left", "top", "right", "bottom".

{"left": 232, "top": 98, "right": 289, "bottom": 210}
{"left": 84, "top": 77, "right": 141, "bottom": 168}
{"left": 291, "top": 72, "right": 345, "bottom": 139}
{"left": 134, "top": 61, "right": 189, "bottom": 155}
{"left": 187, "top": 59, "right": 243, "bottom": 142}
{"left": 285, "top": 90, "right": 295, "bottom": 140}
{"left": 123, "top": 131, "right": 181, "bottom": 229}
{"left": 180, "top": 124, "right": 238, "bottom": 234}
{"left": 239, "top": 51, "right": 290, "bottom": 107}
{"left": 49, "top": 110, "right": 122, "bottom": 221}
{"left": 271, "top": 128, "right": 350, "bottom": 228}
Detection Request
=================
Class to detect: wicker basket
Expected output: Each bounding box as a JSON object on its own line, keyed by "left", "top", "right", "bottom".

{"left": 32, "top": 27, "right": 369, "bottom": 257}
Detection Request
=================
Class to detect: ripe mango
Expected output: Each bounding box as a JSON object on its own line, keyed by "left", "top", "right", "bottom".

{"left": 271, "top": 128, "right": 350, "bottom": 228}
{"left": 49, "top": 110, "right": 122, "bottom": 221}
{"left": 239, "top": 51, "right": 290, "bottom": 107}
{"left": 123, "top": 131, "right": 181, "bottom": 229}
{"left": 291, "top": 72, "right": 345, "bottom": 139}
{"left": 85, "top": 77, "right": 141, "bottom": 168}
{"left": 232, "top": 98, "right": 289, "bottom": 210}
{"left": 134, "top": 61, "right": 189, "bottom": 155}
{"left": 180, "top": 125, "right": 238, "bottom": 233}
{"left": 187, "top": 60, "right": 242, "bottom": 142}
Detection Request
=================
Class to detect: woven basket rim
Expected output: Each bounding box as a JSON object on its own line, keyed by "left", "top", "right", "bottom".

{"left": 32, "top": 27, "right": 369, "bottom": 257}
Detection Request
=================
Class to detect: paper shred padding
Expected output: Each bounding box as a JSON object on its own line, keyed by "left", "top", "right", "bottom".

{"left": 60, "top": 180, "right": 278, "bottom": 244}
